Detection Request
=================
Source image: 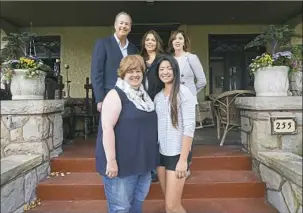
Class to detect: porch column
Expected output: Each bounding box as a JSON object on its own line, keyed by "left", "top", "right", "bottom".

{"left": 235, "top": 97, "right": 303, "bottom": 213}
{"left": 235, "top": 96, "right": 302, "bottom": 159}
{"left": 1, "top": 100, "right": 65, "bottom": 159}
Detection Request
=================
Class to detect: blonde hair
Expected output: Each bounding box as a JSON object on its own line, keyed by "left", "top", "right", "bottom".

{"left": 118, "top": 55, "right": 146, "bottom": 79}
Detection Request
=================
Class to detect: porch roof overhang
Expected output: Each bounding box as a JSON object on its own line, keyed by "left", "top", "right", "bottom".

{"left": 1, "top": 1, "right": 302, "bottom": 28}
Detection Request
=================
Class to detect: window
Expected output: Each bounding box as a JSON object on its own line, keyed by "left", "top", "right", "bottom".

{"left": 34, "top": 36, "right": 61, "bottom": 69}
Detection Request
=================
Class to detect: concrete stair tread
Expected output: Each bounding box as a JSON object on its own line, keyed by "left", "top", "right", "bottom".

{"left": 26, "top": 198, "right": 277, "bottom": 213}
{"left": 50, "top": 144, "right": 252, "bottom": 172}
{"left": 52, "top": 154, "right": 250, "bottom": 160}
{"left": 36, "top": 171, "right": 265, "bottom": 200}
{"left": 56, "top": 144, "right": 249, "bottom": 158}
{"left": 1, "top": 154, "right": 43, "bottom": 185}
{"left": 50, "top": 156, "right": 252, "bottom": 172}
{"left": 40, "top": 171, "right": 262, "bottom": 185}
{"left": 33, "top": 143, "right": 271, "bottom": 208}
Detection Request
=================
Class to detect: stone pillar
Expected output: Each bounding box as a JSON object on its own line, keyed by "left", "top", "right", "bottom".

{"left": 235, "top": 97, "right": 303, "bottom": 159}
{"left": 289, "top": 70, "right": 303, "bottom": 96}
{"left": 236, "top": 97, "right": 303, "bottom": 213}
{"left": 1, "top": 100, "right": 65, "bottom": 160}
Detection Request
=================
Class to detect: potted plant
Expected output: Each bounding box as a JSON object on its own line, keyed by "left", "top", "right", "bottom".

{"left": 245, "top": 25, "right": 302, "bottom": 97}
{"left": 0, "top": 32, "right": 53, "bottom": 100}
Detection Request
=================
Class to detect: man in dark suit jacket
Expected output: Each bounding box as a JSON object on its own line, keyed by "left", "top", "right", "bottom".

{"left": 91, "top": 12, "right": 138, "bottom": 112}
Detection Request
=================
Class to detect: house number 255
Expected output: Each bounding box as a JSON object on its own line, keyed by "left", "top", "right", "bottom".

{"left": 272, "top": 118, "right": 297, "bottom": 134}
{"left": 275, "top": 121, "right": 292, "bottom": 130}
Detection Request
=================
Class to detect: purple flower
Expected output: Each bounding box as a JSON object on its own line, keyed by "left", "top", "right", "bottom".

{"left": 28, "top": 55, "right": 38, "bottom": 61}
{"left": 273, "top": 51, "right": 292, "bottom": 60}
{"left": 3, "top": 60, "right": 20, "bottom": 66}
{"left": 291, "top": 61, "right": 299, "bottom": 69}
{"left": 11, "top": 60, "right": 20, "bottom": 64}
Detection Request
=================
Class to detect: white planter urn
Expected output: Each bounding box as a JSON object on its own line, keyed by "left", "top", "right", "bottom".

{"left": 10, "top": 69, "right": 46, "bottom": 100}
{"left": 254, "top": 66, "right": 289, "bottom": 97}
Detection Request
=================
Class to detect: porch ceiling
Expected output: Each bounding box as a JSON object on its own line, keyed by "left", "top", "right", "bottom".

{"left": 1, "top": 1, "right": 302, "bottom": 27}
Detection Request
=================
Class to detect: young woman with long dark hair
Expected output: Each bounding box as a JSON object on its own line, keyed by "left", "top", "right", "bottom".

{"left": 154, "top": 55, "right": 196, "bottom": 213}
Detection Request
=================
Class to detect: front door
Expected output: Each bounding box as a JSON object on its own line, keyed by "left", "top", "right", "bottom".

{"left": 209, "top": 34, "right": 266, "bottom": 95}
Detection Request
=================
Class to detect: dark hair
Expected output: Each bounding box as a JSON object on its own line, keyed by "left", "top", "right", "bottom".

{"left": 140, "top": 30, "right": 164, "bottom": 61}
{"left": 155, "top": 54, "right": 180, "bottom": 128}
{"left": 167, "top": 30, "right": 191, "bottom": 53}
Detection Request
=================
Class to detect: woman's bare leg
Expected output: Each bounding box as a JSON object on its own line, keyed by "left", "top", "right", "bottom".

{"left": 157, "top": 166, "right": 166, "bottom": 195}
{"left": 164, "top": 170, "right": 186, "bottom": 213}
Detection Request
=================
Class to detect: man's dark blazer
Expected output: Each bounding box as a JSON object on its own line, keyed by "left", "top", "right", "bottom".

{"left": 91, "top": 35, "right": 138, "bottom": 103}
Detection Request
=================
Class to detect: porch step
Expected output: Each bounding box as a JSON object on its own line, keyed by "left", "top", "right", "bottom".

{"left": 36, "top": 171, "right": 265, "bottom": 200}
{"left": 32, "top": 143, "right": 277, "bottom": 213}
{"left": 26, "top": 198, "right": 277, "bottom": 213}
{"left": 50, "top": 145, "right": 252, "bottom": 172}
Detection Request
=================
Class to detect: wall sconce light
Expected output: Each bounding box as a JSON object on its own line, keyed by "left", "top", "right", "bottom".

{"left": 146, "top": 0, "right": 155, "bottom": 5}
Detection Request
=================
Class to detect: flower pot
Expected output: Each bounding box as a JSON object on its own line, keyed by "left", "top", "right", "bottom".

{"left": 254, "top": 66, "right": 289, "bottom": 97}
{"left": 10, "top": 69, "right": 46, "bottom": 100}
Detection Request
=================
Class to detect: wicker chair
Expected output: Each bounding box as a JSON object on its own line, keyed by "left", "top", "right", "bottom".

{"left": 209, "top": 90, "right": 256, "bottom": 146}
{"left": 195, "top": 101, "right": 215, "bottom": 129}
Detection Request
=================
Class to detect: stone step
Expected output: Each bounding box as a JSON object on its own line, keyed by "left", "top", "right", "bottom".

{"left": 36, "top": 171, "right": 265, "bottom": 200}
{"left": 50, "top": 155, "right": 252, "bottom": 173}
{"left": 50, "top": 145, "right": 252, "bottom": 172}
{"left": 26, "top": 198, "right": 278, "bottom": 213}
{"left": 1, "top": 154, "right": 43, "bottom": 186}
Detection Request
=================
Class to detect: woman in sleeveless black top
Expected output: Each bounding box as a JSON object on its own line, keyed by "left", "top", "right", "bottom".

{"left": 95, "top": 55, "right": 158, "bottom": 213}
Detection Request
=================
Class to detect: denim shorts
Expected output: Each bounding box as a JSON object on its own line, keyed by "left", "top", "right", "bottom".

{"left": 102, "top": 171, "right": 151, "bottom": 213}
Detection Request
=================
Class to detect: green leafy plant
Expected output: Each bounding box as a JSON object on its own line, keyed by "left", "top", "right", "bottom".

{"left": 248, "top": 53, "right": 273, "bottom": 73}
{"left": 245, "top": 25, "right": 302, "bottom": 74}
{"left": 0, "top": 32, "right": 53, "bottom": 82}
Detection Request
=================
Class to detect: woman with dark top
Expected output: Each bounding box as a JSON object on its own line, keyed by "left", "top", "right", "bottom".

{"left": 140, "top": 30, "right": 165, "bottom": 101}
{"left": 95, "top": 55, "right": 158, "bottom": 213}
{"left": 140, "top": 30, "right": 165, "bottom": 182}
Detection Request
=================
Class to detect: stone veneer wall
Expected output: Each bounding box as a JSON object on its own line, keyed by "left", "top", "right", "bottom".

{"left": 289, "top": 70, "right": 303, "bottom": 96}
{"left": 253, "top": 152, "right": 302, "bottom": 213}
{"left": 1, "top": 100, "right": 65, "bottom": 159}
{"left": 236, "top": 97, "right": 302, "bottom": 157}
{"left": 236, "top": 97, "right": 303, "bottom": 213}
{"left": 261, "top": 166, "right": 302, "bottom": 213}
{"left": 1, "top": 155, "right": 50, "bottom": 213}
{"left": 1, "top": 100, "right": 64, "bottom": 213}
